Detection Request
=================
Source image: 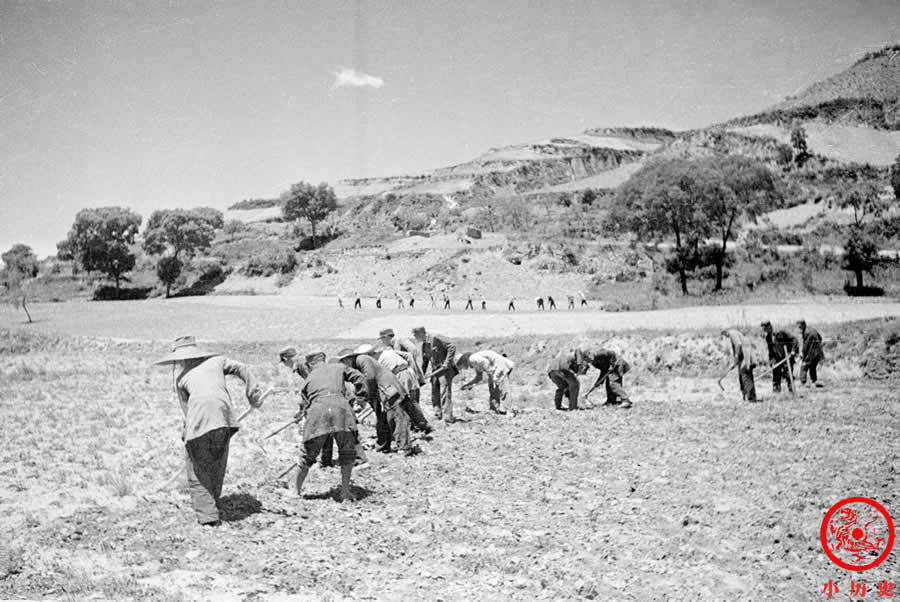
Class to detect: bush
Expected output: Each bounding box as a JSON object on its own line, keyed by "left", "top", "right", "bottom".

{"left": 844, "top": 283, "right": 885, "bottom": 297}
{"left": 243, "top": 249, "right": 297, "bottom": 277}
{"left": 223, "top": 220, "right": 246, "bottom": 235}
{"left": 92, "top": 286, "right": 153, "bottom": 301}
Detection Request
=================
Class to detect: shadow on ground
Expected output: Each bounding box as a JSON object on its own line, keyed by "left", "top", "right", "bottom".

{"left": 219, "top": 492, "right": 263, "bottom": 522}
{"left": 302, "top": 484, "right": 374, "bottom": 503}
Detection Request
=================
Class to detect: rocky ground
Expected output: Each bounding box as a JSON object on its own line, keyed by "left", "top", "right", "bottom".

{"left": 1, "top": 328, "right": 897, "bottom": 600}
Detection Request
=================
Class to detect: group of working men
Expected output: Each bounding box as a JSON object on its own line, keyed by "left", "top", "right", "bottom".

{"left": 344, "top": 291, "right": 590, "bottom": 311}
{"left": 721, "top": 319, "right": 825, "bottom": 402}
{"left": 155, "top": 324, "right": 636, "bottom": 524}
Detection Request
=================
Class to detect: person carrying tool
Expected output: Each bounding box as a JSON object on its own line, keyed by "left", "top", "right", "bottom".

{"left": 577, "top": 346, "right": 633, "bottom": 409}
{"left": 797, "top": 319, "right": 825, "bottom": 388}
{"left": 720, "top": 329, "right": 757, "bottom": 402}
{"left": 761, "top": 321, "right": 799, "bottom": 394}
{"left": 339, "top": 348, "right": 416, "bottom": 455}
{"left": 547, "top": 350, "right": 582, "bottom": 411}
{"left": 360, "top": 342, "right": 432, "bottom": 435}
{"left": 154, "top": 335, "right": 264, "bottom": 526}
{"left": 295, "top": 351, "right": 367, "bottom": 502}
{"left": 413, "top": 326, "right": 458, "bottom": 423}
{"left": 457, "top": 350, "right": 515, "bottom": 415}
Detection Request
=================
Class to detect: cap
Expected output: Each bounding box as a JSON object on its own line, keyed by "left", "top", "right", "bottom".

{"left": 378, "top": 328, "right": 395, "bottom": 338}
{"left": 796, "top": 319, "right": 807, "bottom": 328}
{"left": 412, "top": 326, "right": 426, "bottom": 336}
{"left": 305, "top": 351, "right": 326, "bottom": 365}
{"left": 760, "top": 321, "right": 772, "bottom": 329}
{"left": 279, "top": 346, "right": 298, "bottom": 361}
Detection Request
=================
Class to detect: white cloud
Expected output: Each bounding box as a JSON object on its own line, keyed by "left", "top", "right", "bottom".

{"left": 334, "top": 67, "right": 384, "bottom": 89}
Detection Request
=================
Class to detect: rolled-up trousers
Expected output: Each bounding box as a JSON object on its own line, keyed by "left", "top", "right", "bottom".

{"left": 185, "top": 426, "right": 235, "bottom": 524}
{"left": 548, "top": 369, "right": 579, "bottom": 410}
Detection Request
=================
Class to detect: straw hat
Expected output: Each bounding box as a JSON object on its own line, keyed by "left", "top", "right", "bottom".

{"left": 354, "top": 343, "right": 375, "bottom": 355}
{"left": 154, "top": 336, "right": 218, "bottom": 365}
{"left": 336, "top": 348, "right": 358, "bottom": 361}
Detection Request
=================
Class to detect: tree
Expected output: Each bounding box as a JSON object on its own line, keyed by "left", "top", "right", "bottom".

{"left": 143, "top": 208, "right": 222, "bottom": 259}
{"left": 62, "top": 207, "right": 141, "bottom": 295}
{"left": 580, "top": 189, "right": 598, "bottom": 207}
{"left": 703, "top": 156, "right": 781, "bottom": 290}
{"left": 609, "top": 159, "right": 707, "bottom": 294}
{"left": 834, "top": 179, "right": 890, "bottom": 291}
{"left": 842, "top": 229, "right": 879, "bottom": 290}
{"left": 281, "top": 181, "right": 338, "bottom": 245}
{"left": 790, "top": 121, "right": 809, "bottom": 167}
{"left": 890, "top": 154, "right": 900, "bottom": 201}
{"left": 2, "top": 244, "right": 39, "bottom": 323}
{"left": 156, "top": 256, "right": 183, "bottom": 298}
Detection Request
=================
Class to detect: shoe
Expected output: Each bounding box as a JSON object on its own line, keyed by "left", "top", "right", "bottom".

{"left": 403, "top": 444, "right": 422, "bottom": 456}
{"left": 493, "top": 408, "right": 507, "bottom": 415}
{"left": 201, "top": 520, "right": 221, "bottom": 527}
{"left": 619, "top": 401, "right": 633, "bottom": 409}
{"left": 814, "top": 383, "right": 824, "bottom": 388}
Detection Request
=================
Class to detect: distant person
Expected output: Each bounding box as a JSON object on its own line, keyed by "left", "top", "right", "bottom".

{"left": 429, "top": 293, "right": 436, "bottom": 308}
{"left": 547, "top": 295, "right": 557, "bottom": 310}
{"left": 442, "top": 293, "right": 451, "bottom": 310}
{"left": 580, "top": 292, "right": 587, "bottom": 308}
{"left": 567, "top": 295, "right": 575, "bottom": 310}
{"left": 457, "top": 350, "right": 515, "bottom": 415}
{"left": 338, "top": 297, "right": 344, "bottom": 309}
{"left": 797, "top": 320, "right": 825, "bottom": 388}
{"left": 721, "top": 329, "right": 757, "bottom": 402}
{"left": 354, "top": 293, "right": 362, "bottom": 310}
{"left": 396, "top": 294, "right": 405, "bottom": 310}
{"left": 465, "top": 294, "right": 474, "bottom": 311}
{"left": 295, "top": 351, "right": 367, "bottom": 502}
{"left": 154, "top": 336, "right": 263, "bottom": 526}
{"left": 375, "top": 295, "right": 382, "bottom": 309}
{"left": 761, "top": 321, "right": 799, "bottom": 394}
{"left": 413, "top": 326, "right": 458, "bottom": 423}
{"left": 547, "top": 350, "right": 582, "bottom": 411}
{"left": 536, "top": 297, "right": 545, "bottom": 310}
{"left": 576, "top": 346, "right": 633, "bottom": 409}
{"left": 481, "top": 295, "right": 487, "bottom": 310}
{"left": 409, "top": 296, "right": 415, "bottom": 309}
{"left": 508, "top": 297, "right": 516, "bottom": 311}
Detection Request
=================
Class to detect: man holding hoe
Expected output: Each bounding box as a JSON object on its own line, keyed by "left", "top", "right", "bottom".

{"left": 155, "top": 336, "right": 264, "bottom": 526}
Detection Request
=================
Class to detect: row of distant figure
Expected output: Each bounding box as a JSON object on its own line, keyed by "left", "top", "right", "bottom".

{"left": 338, "top": 291, "right": 590, "bottom": 311}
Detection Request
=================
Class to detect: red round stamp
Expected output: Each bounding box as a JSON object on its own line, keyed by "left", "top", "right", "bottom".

{"left": 821, "top": 497, "right": 894, "bottom": 571}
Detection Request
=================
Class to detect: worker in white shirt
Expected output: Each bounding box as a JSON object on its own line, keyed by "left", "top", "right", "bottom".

{"left": 456, "top": 350, "right": 515, "bottom": 415}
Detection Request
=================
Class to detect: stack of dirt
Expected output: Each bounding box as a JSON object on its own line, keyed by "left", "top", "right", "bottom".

{"left": 860, "top": 327, "right": 900, "bottom": 380}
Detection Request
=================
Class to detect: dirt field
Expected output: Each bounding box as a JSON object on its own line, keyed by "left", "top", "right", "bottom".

{"left": 1, "top": 305, "right": 897, "bottom": 600}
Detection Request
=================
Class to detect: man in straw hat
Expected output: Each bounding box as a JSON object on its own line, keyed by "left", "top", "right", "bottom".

{"left": 295, "top": 351, "right": 367, "bottom": 502}
{"left": 339, "top": 347, "right": 415, "bottom": 454}
{"left": 155, "top": 336, "right": 263, "bottom": 526}
{"left": 363, "top": 342, "right": 432, "bottom": 434}
{"left": 412, "top": 326, "right": 459, "bottom": 423}
{"left": 457, "top": 349, "right": 515, "bottom": 415}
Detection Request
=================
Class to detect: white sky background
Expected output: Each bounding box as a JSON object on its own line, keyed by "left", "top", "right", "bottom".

{"left": 0, "top": 0, "right": 898, "bottom": 257}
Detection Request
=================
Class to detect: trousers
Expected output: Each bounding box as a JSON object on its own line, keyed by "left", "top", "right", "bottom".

{"left": 738, "top": 366, "right": 757, "bottom": 401}
{"left": 548, "top": 369, "right": 579, "bottom": 410}
{"left": 185, "top": 426, "right": 235, "bottom": 524}
{"left": 431, "top": 374, "right": 454, "bottom": 421}
{"left": 799, "top": 359, "right": 819, "bottom": 384}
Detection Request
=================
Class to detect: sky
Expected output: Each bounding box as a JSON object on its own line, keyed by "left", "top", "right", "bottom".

{"left": 1, "top": 1, "right": 898, "bottom": 257}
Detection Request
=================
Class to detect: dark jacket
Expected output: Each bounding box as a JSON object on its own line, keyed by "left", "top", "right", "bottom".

{"left": 765, "top": 330, "right": 799, "bottom": 361}
{"left": 547, "top": 352, "right": 580, "bottom": 374}
{"left": 299, "top": 362, "right": 366, "bottom": 441}
{"left": 422, "top": 334, "right": 458, "bottom": 378}
{"left": 801, "top": 328, "right": 825, "bottom": 363}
